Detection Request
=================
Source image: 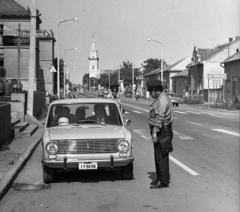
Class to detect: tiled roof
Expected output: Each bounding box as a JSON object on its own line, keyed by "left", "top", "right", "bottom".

{"left": 223, "top": 51, "right": 240, "bottom": 63}
{"left": 171, "top": 69, "right": 188, "bottom": 78}
{"left": 198, "top": 43, "right": 230, "bottom": 61}
{"left": 0, "top": 0, "right": 30, "bottom": 16}
{"left": 143, "top": 58, "right": 191, "bottom": 77}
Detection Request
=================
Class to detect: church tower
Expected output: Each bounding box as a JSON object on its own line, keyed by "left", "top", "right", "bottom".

{"left": 88, "top": 35, "right": 99, "bottom": 79}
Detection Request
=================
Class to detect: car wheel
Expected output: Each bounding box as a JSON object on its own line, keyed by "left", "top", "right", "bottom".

{"left": 120, "top": 162, "right": 133, "bottom": 180}
{"left": 43, "top": 165, "right": 55, "bottom": 184}
{"left": 176, "top": 103, "right": 179, "bottom": 107}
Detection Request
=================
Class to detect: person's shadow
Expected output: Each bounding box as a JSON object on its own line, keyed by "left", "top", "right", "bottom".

{"left": 147, "top": 172, "right": 157, "bottom": 184}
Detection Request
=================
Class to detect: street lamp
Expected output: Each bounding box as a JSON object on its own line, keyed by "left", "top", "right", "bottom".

{"left": 57, "top": 17, "right": 78, "bottom": 99}
{"left": 64, "top": 48, "right": 76, "bottom": 98}
{"left": 147, "top": 38, "right": 164, "bottom": 82}
{"left": 123, "top": 57, "right": 135, "bottom": 99}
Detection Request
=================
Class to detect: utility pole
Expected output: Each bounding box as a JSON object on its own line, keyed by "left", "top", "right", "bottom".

{"left": 17, "top": 24, "right": 21, "bottom": 88}
{"left": 27, "top": 0, "right": 36, "bottom": 116}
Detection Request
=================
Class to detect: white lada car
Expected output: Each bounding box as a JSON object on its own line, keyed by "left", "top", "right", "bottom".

{"left": 41, "top": 98, "right": 133, "bottom": 184}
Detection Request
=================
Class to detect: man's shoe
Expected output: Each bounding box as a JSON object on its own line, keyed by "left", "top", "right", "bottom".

{"left": 150, "top": 179, "right": 160, "bottom": 185}
{"left": 150, "top": 181, "right": 169, "bottom": 189}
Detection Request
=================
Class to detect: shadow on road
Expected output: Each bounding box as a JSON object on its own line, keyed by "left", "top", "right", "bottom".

{"left": 53, "top": 169, "right": 123, "bottom": 184}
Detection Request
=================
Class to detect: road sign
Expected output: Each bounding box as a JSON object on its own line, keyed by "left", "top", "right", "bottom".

{"left": 212, "top": 79, "right": 222, "bottom": 85}
{"left": 49, "top": 66, "right": 56, "bottom": 73}
{"left": 207, "top": 73, "right": 226, "bottom": 79}
{"left": 21, "top": 30, "right": 49, "bottom": 38}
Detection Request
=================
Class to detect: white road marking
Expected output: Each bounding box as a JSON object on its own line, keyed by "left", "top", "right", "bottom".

{"left": 173, "top": 117, "right": 178, "bottom": 119}
{"left": 124, "top": 111, "right": 129, "bottom": 114}
{"left": 133, "top": 129, "right": 199, "bottom": 176}
{"left": 169, "top": 156, "right": 199, "bottom": 176}
{"left": 173, "top": 130, "right": 195, "bottom": 140}
{"left": 212, "top": 129, "right": 240, "bottom": 137}
{"left": 187, "top": 121, "right": 202, "bottom": 126}
{"left": 186, "top": 111, "right": 202, "bottom": 114}
{"left": 132, "top": 111, "right": 142, "bottom": 114}
{"left": 122, "top": 103, "right": 149, "bottom": 112}
{"left": 202, "top": 112, "right": 224, "bottom": 118}
{"left": 174, "top": 111, "right": 189, "bottom": 114}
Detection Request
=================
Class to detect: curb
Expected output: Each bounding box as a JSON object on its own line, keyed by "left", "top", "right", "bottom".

{"left": 0, "top": 129, "right": 43, "bottom": 201}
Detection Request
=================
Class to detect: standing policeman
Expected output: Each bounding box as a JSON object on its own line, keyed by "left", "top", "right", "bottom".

{"left": 109, "top": 84, "right": 124, "bottom": 116}
{"left": 146, "top": 80, "right": 173, "bottom": 189}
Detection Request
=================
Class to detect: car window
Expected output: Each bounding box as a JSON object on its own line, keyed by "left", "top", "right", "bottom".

{"left": 47, "top": 103, "right": 122, "bottom": 127}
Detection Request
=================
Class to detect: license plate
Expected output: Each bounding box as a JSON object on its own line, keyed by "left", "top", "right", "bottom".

{"left": 79, "top": 162, "right": 98, "bottom": 170}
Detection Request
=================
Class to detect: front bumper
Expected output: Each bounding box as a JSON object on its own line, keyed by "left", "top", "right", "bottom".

{"left": 42, "top": 157, "right": 134, "bottom": 169}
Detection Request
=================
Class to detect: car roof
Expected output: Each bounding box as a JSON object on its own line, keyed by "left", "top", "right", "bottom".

{"left": 50, "top": 98, "right": 116, "bottom": 106}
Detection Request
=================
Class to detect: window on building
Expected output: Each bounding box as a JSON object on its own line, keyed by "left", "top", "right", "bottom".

{"left": 92, "top": 65, "right": 94, "bottom": 70}
{"left": 0, "top": 54, "right": 3, "bottom": 66}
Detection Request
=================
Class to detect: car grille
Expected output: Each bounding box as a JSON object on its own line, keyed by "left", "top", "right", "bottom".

{"left": 58, "top": 139, "right": 118, "bottom": 154}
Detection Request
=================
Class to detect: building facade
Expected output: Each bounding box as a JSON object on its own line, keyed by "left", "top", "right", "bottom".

{"left": 0, "top": 0, "right": 55, "bottom": 93}
{"left": 188, "top": 37, "right": 240, "bottom": 102}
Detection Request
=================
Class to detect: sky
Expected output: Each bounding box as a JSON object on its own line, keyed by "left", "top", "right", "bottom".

{"left": 16, "top": 0, "right": 240, "bottom": 84}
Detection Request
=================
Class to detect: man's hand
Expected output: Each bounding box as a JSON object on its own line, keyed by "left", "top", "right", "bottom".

{"left": 152, "top": 133, "right": 158, "bottom": 143}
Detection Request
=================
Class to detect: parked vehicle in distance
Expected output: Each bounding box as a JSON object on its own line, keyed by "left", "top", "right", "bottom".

{"left": 79, "top": 89, "right": 84, "bottom": 94}
{"left": 168, "top": 92, "right": 182, "bottom": 107}
{"left": 41, "top": 98, "right": 134, "bottom": 184}
{"left": 103, "top": 90, "right": 109, "bottom": 94}
{"left": 98, "top": 90, "right": 104, "bottom": 97}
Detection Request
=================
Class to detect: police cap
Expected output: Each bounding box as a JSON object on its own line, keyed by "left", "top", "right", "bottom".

{"left": 110, "top": 84, "right": 119, "bottom": 92}
{"left": 146, "top": 80, "right": 163, "bottom": 91}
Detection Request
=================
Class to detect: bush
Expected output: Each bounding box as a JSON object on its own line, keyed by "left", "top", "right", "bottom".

{"left": 209, "top": 96, "right": 240, "bottom": 110}
{"left": 182, "top": 97, "right": 204, "bottom": 104}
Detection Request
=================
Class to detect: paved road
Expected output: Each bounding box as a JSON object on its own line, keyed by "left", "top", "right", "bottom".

{"left": 0, "top": 93, "right": 239, "bottom": 212}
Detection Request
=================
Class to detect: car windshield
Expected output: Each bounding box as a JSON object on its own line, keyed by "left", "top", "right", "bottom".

{"left": 46, "top": 102, "right": 123, "bottom": 128}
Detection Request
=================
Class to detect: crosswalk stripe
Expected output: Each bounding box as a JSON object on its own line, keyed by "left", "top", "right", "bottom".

{"left": 186, "top": 111, "right": 202, "bottom": 114}
{"left": 187, "top": 121, "right": 202, "bottom": 126}
{"left": 174, "top": 111, "right": 189, "bottom": 114}
{"left": 132, "top": 111, "right": 142, "bottom": 114}
{"left": 212, "top": 129, "right": 240, "bottom": 137}
{"left": 133, "top": 129, "right": 199, "bottom": 176}
{"left": 124, "top": 111, "right": 129, "bottom": 114}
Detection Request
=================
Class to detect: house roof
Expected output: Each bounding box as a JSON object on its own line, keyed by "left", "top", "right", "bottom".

{"left": 223, "top": 51, "right": 240, "bottom": 63}
{"left": 143, "top": 57, "right": 191, "bottom": 77}
{"left": 171, "top": 69, "right": 188, "bottom": 78}
{"left": 0, "top": 0, "right": 30, "bottom": 16}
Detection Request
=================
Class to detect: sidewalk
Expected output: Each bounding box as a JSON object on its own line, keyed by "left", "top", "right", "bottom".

{"left": 0, "top": 118, "right": 45, "bottom": 201}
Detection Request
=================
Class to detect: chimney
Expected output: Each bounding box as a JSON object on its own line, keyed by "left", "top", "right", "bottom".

{"left": 229, "top": 38, "right": 233, "bottom": 42}
{"left": 235, "top": 36, "right": 240, "bottom": 40}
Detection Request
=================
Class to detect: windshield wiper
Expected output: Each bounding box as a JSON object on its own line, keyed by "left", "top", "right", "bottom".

{"left": 77, "top": 119, "right": 106, "bottom": 126}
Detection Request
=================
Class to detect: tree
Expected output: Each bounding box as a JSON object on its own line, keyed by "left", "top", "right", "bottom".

{"left": 141, "top": 58, "right": 167, "bottom": 75}
{"left": 119, "top": 61, "right": 140, "bottom": 86}
{"left": 82, "top": 73, "right": 89, "bottom": 85}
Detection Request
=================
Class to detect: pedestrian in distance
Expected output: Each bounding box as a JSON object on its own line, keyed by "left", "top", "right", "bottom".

{"left": 146, "top": 80, "right": 173, "bottom": 189}
{"left": 135, "top": 90, "right": 140, "bottom": 101}
{"left": 109, "top": 84, "right": 125, "bottom": 116}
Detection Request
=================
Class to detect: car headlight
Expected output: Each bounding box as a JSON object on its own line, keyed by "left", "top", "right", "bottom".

{"left": 46, "top": 141, "right": 59, "bottom": 155}
{"left": 116, "top": 140, "right": 130, "bottom": 153}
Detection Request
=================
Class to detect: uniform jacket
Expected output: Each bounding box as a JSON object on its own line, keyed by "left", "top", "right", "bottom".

{"left": 148, "top": 92, "right": 173, "bottom": 133}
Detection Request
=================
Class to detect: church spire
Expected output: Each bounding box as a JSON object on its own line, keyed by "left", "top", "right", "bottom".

{"left": 91, "top": 33, "right": 96, "bottom": 50}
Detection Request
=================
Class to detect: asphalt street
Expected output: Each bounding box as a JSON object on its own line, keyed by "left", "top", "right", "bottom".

{"left": 0, "top": 93, "right": 239, "bottom": 212}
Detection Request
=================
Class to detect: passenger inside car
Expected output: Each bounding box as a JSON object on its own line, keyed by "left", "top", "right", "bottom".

{"left": 87, "top": 104, "right": 111, "bottom": 124}
{"left": 75, "top": 107, "right": 86, "bottom": 120}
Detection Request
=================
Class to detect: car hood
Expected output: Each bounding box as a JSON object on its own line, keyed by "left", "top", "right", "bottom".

{"left": 47, "top": 126, "right": 126, "bottom": 140}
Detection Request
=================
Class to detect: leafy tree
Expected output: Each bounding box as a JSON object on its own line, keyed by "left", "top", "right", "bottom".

{"left": 119, "top": 61, "right": 140, "bottom": 86}
{"left": 82, "top": 73, "right": 89, "bottom": 85}
{"left": 141, "top": 58, "right": 167, "bottom": 75}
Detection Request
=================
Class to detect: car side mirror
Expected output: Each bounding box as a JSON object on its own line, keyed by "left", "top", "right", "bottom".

{"left": 125, "top": 119, "right": 131, "bottom": 126}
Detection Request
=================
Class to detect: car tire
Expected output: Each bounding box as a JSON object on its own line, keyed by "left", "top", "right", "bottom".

{"left": 120, "top": 162, "right": 133, "bottom": 180}
{"left": 176, "top": 104, "right": 179, "bottom": 107}
{"left": 43, "top": 165, "right": 55, "bottom": 184}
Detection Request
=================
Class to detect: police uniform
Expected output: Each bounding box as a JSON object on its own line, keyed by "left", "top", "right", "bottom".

{"left": 109, "top": 85, "right": 124, "bottom": 115}
{"left": 147, "top": 80, "right": 173, "bottom": 189}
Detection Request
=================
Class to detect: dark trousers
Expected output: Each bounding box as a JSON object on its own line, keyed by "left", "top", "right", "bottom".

{"left": 153, "top": 137, "right": 170, "bottom": 185}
